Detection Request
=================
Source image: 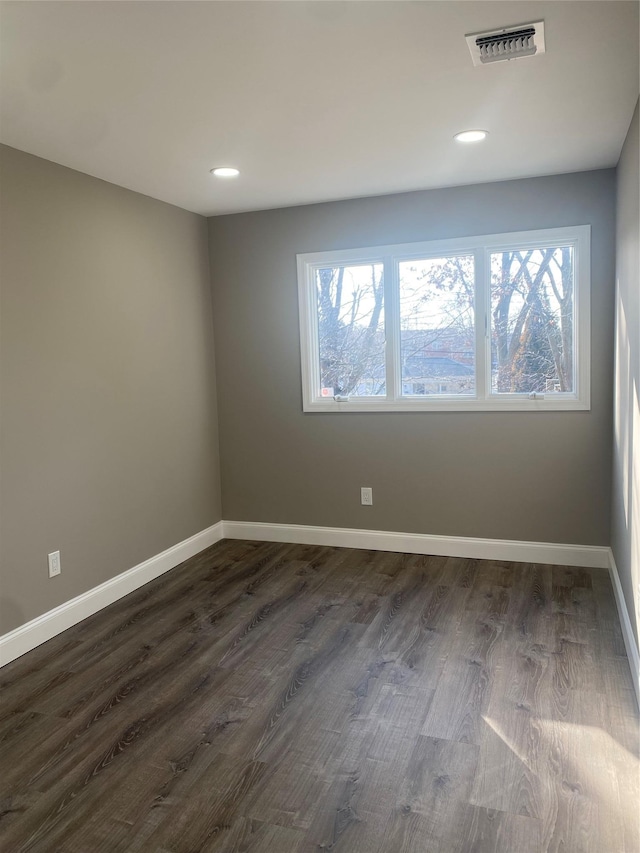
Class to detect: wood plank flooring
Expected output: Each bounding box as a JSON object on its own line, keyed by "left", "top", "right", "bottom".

{"left": 1, "top": 539, "right": 638, "bottom": 852}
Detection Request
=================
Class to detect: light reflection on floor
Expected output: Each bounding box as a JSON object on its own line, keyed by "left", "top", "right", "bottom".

{"left": 480, "top": 713, "right": 639, "bottom": 850}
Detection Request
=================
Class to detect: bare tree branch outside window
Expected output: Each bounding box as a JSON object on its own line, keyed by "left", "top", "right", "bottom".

{"left": 317, "top": 264, "right": 385, "bottom": 396}
{"left": 490, "top": 247, "right": 573, "bottom": 393}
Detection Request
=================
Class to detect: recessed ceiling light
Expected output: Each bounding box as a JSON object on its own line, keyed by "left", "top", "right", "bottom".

{"left": 211, "top": 167, "right": 240, "bottom": 178}
{"left": 454, "top": 130, "right": 488, "bottom": 143}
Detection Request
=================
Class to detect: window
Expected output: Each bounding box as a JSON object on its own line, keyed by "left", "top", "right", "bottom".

{"left": 297, "top": 226, "right": 590, "bottom": 412}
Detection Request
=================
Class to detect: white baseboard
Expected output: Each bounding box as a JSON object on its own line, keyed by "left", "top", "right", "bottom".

{"left": 222, "top": 520, "right": 611, "bottom": 569}
{"left": 608, "top": 551, "right": 640, "bottom": 707}
{"left": 0, "top": 522, "right": 225, "bottom": 668}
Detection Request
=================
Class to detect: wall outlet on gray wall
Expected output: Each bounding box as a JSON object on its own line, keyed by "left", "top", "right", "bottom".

{"left": 48, "top": 550, "right": 61, "bottom": 578}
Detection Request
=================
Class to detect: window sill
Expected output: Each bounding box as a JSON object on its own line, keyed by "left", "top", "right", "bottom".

{"left": 303, "top": 397, "right": 590, "bottom": 413}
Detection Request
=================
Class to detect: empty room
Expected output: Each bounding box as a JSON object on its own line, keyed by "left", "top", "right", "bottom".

{"left": 0, "top": 1, "right": 638, "bottom": 851}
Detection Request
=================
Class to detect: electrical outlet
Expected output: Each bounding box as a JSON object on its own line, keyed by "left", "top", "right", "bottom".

{"left": 48, "top": 550, "right": 61, "bottom": 578}
{"left": 361, "top": 487, "right": 373, "bottom": 506}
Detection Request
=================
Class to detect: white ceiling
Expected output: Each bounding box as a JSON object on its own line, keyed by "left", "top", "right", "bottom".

{"left": 1, "top": 1, "right": 638, "bottom": 216}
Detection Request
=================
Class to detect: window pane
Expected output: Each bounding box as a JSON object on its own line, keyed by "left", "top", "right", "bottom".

{"left": 398, "top": 255, "right": 475, "bottom": 396}
{"left": 315, "top": 263, "right": 385, "bottom": 397}
{"left": 490, "top": 246, "right": 574, "bottom": 394}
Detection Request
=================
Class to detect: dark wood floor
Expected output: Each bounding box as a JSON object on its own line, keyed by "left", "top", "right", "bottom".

{"left": 1, "top": 539, "right": 638, "bottom": 852}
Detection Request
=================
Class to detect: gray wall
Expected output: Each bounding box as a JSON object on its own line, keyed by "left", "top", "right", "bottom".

{"left": 209, "top": 170, "right": 616, "bottom": 546}
{"left": 0, "top": 145, "right": 222, "bottom": 634}
{"left": 612, "top": 101, "right": 639, "bottom": 647}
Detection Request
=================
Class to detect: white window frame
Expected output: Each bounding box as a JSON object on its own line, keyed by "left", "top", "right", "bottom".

{"left": 297, "top": 225, "right": 591, "bottom": 413}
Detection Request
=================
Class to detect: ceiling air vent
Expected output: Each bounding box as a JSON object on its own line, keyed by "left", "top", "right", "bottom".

{"left": 466, "top": 21, "right": 545, "bottom": 66}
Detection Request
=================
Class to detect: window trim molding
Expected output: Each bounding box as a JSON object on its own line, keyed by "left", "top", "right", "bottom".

{"left": 297, "top": 225, "right": 591, "bottom": 413}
